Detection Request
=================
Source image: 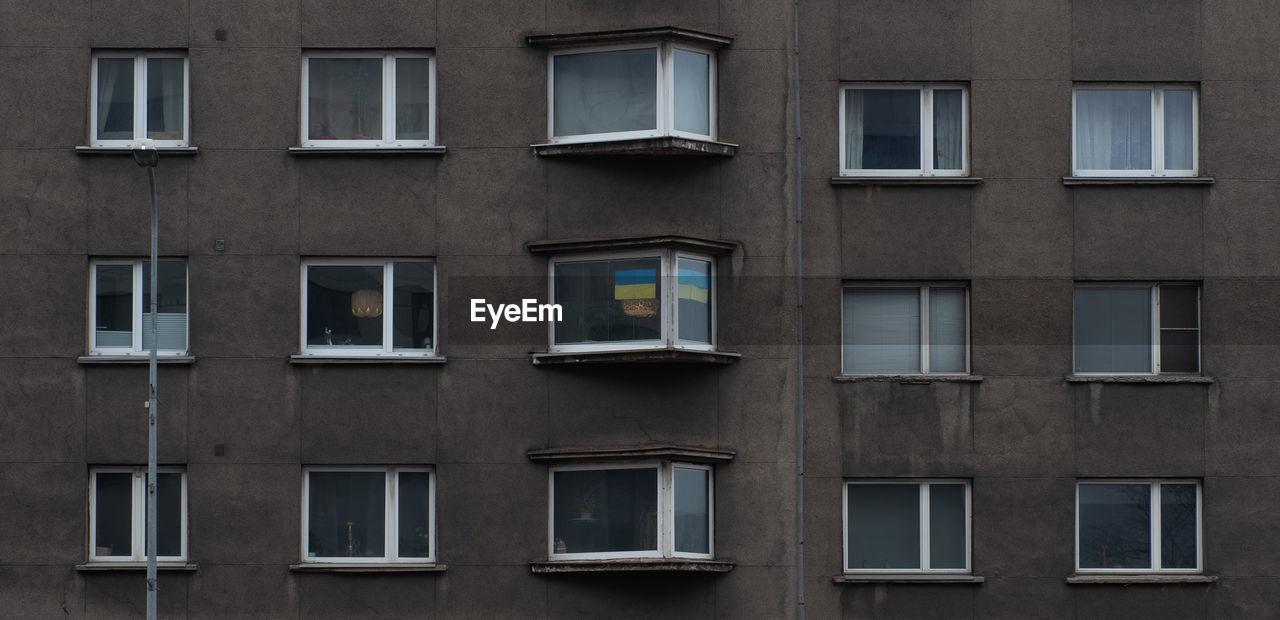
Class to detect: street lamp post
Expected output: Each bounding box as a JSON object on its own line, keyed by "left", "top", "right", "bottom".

{"left": 131, "top": 139, "right": 160, "bottom": 620}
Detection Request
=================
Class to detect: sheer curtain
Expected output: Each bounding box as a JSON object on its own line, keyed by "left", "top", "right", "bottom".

{"left": 1163, "top": 90, "right": 1194, "bottom": 170}
{"left": 673, "top": 49, "right": 710, "bottom": 135}
{"left": 933, "top": 89, "right": 963, "bottom": 170}
{"left": 553, "top": 49, "right": 656, "bottom": 137}
{"left": 146, "top": 58, "right": 184, "bottom": 140}
{"left": 1076, "top": 90, "right": 1151, "bottom": 170}
{"left": 844, "top": 90, "right": 864, "bottom": 169}
{"left": 96, "top": 58, "right": 133, "bottom": 140}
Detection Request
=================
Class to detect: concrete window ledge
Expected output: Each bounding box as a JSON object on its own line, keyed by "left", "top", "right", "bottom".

{"left": 528, "top": 444, "right": 735, "bottom": 464}
{"left": 834, "top": 574, "right": 984, "bottom": 584}
{"left": 1064, "top": 375, "right": 1214, "bottom": 384}
{"left": 829, "top": 176, "right": 983, "bottom": 186}
{"left": 1062, "top": 176, "right": 1214, "bottom": 186}
{"left": 833, "top": 374, "right": 983, "bottom": 384}
{"left": 289, "top": 355, "right": 447, "bottom": 365}
{"left": 532, "top": 349, "right": 740, "bottom": 366}
{"left": 290, "top": 563, "right": 447, "bottom": 573}
{"left": 76, "top": 146, "right": 199, "bottom": 156}
{"left": 532, "top": 137, "right": 737, "bottom": 157}
{"left": 530, "top": 559, "right": 734, "bottom": 574}
{"left": 1066, "top": 574, "right": 1217, "bottom": 585}
{"left": 78, "top": 355, "right": 196, "bottom": 365}
{"left": 287, "top": 146, "right": 447, "bottom": 156}
{"left": 76, "top": 562, "right": 198, "bottom": 572}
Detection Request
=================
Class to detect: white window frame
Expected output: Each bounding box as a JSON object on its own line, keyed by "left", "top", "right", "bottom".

{"left": 840, "top": 283, "right": 971, "bottom": 375}
{"left": 838, "top": 84, "right": 969, "bottom": 177}
{"left": 299, "top": 259, "right": 437, "bottom": 358}
{"left": 1071, "top": 282, "right": 1201, "bottom": 376}
{"left": 88, "top": 259, "right": 189, "bottom": 356}
{"left": 1071, "top": 84, "right": 1198, "bottom": 177}
{"left": 547, "top": 461, "right": 714, "bottom": 561}
{"left": 300, "top": 51, "right": 437, "bottom": 148}
{"left": 548, "top": 250, "right": 716, "bottom": 353}
{"left": 88, "top": 467, "right": 188, "bottom": 562}
{"left": 843, "top": 480, "right": 972, "bottom": 575}
{"left": 300, "top": 466, "right": 437, "bottom": 565}
{"left": 89, "top": 51, "right": 190, "bottom": 148}
{"left": 546, "top": 42, "right": 717, "bottom": 144}
{"left": 1075, "top": 480, "right": 1203, "bottom": 574}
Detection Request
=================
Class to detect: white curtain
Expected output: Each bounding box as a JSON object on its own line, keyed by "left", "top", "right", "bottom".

{"left": 844, "top": 90, "right": 864, "bottom": 169}
{"left": 672, "top": 49, "right": 710, "bottom": 136}
{"left": 96, "top": 58, "right": 133, "bottom": 140}
{"left": 1076, "top": 90, "right": 1151, "bottom": 170}
{"left": 553, "top": 48, "right": 656, "bottom": 137}
{"left": 147, "top": 58, "right": 184, "bottom": 140}
{"left": 932, "top": 90, "right": 963, "bottom": 170}
{"left": 1163, "top": 89, "right": 1194, "bottom": 170}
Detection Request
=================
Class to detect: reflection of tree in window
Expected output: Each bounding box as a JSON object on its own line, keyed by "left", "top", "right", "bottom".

{"left": 1079, "top": 484, "right": 1152, "bottom": 569}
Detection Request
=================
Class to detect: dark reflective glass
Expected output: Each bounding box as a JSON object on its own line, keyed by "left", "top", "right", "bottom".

{"left": 1159, "top": 285, "right": 1198, "bottom": 329}
{"left": 397, "top": 472, "right": 432, "bottom": 558}
{"left": 1078, "top": 484, "right": 1151, "bottom": 569}
{"left": 154, "top": 473, "right": 182, "bottom": 557}
{"left": 554, "top": 258, "right": 662, "bottom": 345}
{"left": 1160, "top": 330, "right": 1199, "bottom": 373}
{"left": 94, "top": 473, "right": 133, "bottom": 556}
{"left": 1161, "top": 484, "right": 1198, "bottom": 569}
{"left": 849, "top": 90, "right": 921, "bottom": 169}
{"left": 392, "top": 263, "right": 434, "bottom": 350}
{"left": 847, "top": 484, "right": 920, "bottom": 569}
{"left": 307, "top": 265, "right": 383, "bottom": 348}
{"left": 553, "top": 468, "right": 658, "bottom": 554}
{"left": 929, "top": 484, "right": 966, "bottom": 569}
{"left": 308, "top": 472, "right": 386, "bottom": 558}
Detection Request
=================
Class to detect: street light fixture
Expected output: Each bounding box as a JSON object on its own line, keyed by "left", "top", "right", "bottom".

{"left": 130, "top": 138, "right": 160, "bottom": 620}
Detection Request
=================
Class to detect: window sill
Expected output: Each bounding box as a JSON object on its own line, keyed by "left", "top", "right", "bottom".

{"left": 1066, "top": 574, "right": 1217, "bottom": 585}
{"left": 834, "top": 574, "right": 984, "bottom": 584}
{"left": 1062, "top": 176, "right": 1214, "bottom": 186}
{"left": 527, "top": 444, "right": 736, "bottom": 464}
{"left": 76, "top": 562, "right": 198, "bottom": 572}
{"left": 78, "top": 355, "right": 195, "bottom": 365}
{"left": 289, "top": 562, "right": 446, "bottom": 573}
{"left": 289, "top": 354, "right": 447, "bottom": 365}
{"left": 526, "top": 235, "right": 737, "bottom": 256}
{"left": 530, "top": 558, "right": 734, "bottom": 574}
{"left": 1064, "top": 374, "right": 1213, "bottom": 384}
{"left": 532, "top": 137, "right": 737, "bottom": 157}
{"left": 287, "top": 146, "right": 447, "bottom": 156}
{"left": 830, "top": 176, "right": 983, "bottom": 186}
{"left": 532, "top": 349, "right": 740, "bottom": 366}
{"left": 833, "top": 374, "right": 983, "bottom": 384}
{"left": 75, "top": 146, "right": 199, "bottom": 156}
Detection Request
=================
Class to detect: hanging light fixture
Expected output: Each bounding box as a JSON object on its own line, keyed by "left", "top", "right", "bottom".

{"left": 620, "top": 298, "right": 658, "bottom": 317}
{"left": 351, "top": 289, "right": 383, "bottom": 318}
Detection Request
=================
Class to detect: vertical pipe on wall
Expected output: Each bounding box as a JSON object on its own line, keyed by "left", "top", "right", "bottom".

{"left": 145, "top": 163, "right": 159, "bottom": 620}
{"left": 791, "top": 1, "right": 806, "bottom": 618}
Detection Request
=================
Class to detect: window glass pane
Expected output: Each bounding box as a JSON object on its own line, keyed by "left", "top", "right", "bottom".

{"left": 1074, "top": 288, "right": 1152, "bottom": 373}
{"left": 673, "top": 467, "right": 709, "bottom": 554}
{"left": 308, "top": 472, "right": 386, "bottom": 558}
{"left": 146, "top": 58, "right": 184, "bottom": 140}
{"left": 308, "top": 58, "right": 383, "bottom": 140}
{"left": 141, "top": 261, "right": 187, "bottom": 352}
{"left": 554, "top": 258, "right": 662, "bottom": 345}
{"left": 553, "top": 48, "right": 657, "bottom": 137}
{"left": 97, "top": 58, "right": 134, "bottom": 140}
{"left": 1163, "top": 90, "right": 1194, "bottom": 170}
{"left": 154, "top": 473, "right": 182, "bottom": 557}
{"left": 1075, "top": 90, "right": 1152, "bottom": 170}
{"left": 394, "top": 58, "right": 430, "bottom": 140}
{"left": 677, "top": 258, "right": 711, "bottom": 344}
{"left": 94, "top": 472, "right": 133, "bottom": 556}
{"left": 95, "top": 265, "right": 133, "bottom": 348}
{"left": 307, "top": 266, "right": 384, "bottom": 348}
{"left": 1161, "top": 484, "right": 1197, "bottom": 569}
{"left": 673, "top": 49, "right": 710, "bottom": 136}
{"left": 928, "top": 484, "right": 966, "bottom": 569}
{"left": 1159, "top": 285, "right": 1198, "bottom": 329}
{"left": 843, "top": 288, "right": 920, "bottom": 373}
{"left": 392, "top": 262, "right": 434, "bottom": 351}
{"left": 397, "top": 472, "right": 432, "bottom": 558}
{"left": 553, "top": 468, "right": 658, "bottom": 554}
{"left": 933, "top": 89, "right": 964, "bottom": 170}
{"left": 1078, "top": 484, "right": 1151, "bottom": 569}
{"left": 928, "top": 287, "right": 966, "bottom": 372}
{"left": 1160, "top": 330, "right": 1199, "bottom": 374}
{"left": 845, "top": 89, "right": 921, "bottom": 170}
{"left": 847, "top": 484, "right": 920, "bottom": 569}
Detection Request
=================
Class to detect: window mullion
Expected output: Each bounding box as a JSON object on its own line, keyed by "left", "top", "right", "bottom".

{"left": 919, "top": 483, "right": 930, "bottom": 570}
{"left": 384, "top": 56, "right": 396, "bottom": 144}
{"left": 659, "top": 45, "right": 670, "bottom": 135}
{"left": 133, "top": 262, "right": 144, "bottom": 351}
{"left": 387, "top": 471, "right": 397, "bottom": 561}
{"left": 383, "top": 263, "right": 395, "bottom": 352}
{"left": 134, "top": 57, "right": 147, "bottom": 140}
{"left": 1152, "top": 89, "right": 1165, "bottom": 174}
{"left": 920, "top": 287, "right": 930, "bottom": 373}
{"left": 922, "top": 89, "right": 933, "bottom": 175}
{"left": 1150, "top": 484, "right": 1162, "bottom": 570}
{"left": 663, "top": 465, "right": 674, "bottom": 556}
{"left": 666, "top": 252, "right": 677, "bottom": 345}
{"left": 1152, "top": 285, "right": 1161, "bottom": 373}
{"left": 133, "top": 470, "right": 146, "bottom": 559}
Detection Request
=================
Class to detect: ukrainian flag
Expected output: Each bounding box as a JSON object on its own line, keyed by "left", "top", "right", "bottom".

{"left": 614, "top": 269, "right": 656, "bottom": 300}
{"left": 677, "top": 268, "right": 710, "bottom": 304}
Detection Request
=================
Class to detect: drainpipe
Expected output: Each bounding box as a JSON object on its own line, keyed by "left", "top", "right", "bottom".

{"left": 791, "top": 2, "right": 806, "bottom": 619}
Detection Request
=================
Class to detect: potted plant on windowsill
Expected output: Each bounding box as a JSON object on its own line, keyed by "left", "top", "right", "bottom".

{"left": 574, "top": 488, "right": 598, "bottom": 521}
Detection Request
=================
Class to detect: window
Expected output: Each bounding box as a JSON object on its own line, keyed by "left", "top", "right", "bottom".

{"left": 90, "top": 52, "right": 189, "bottom": 147}
{"left": 1072, "top": 85, "right": 1197, "bottom": 177}
{"left": 302, "top": 468, "right": 435, "bottom": 564}
{"left": 840, "top": 85, "right": 967, "bottom": 177}
{"left": 300, "top": 260, "right": 436, "bottom": 357}
{"left": 550, "top": 251, "right": 714, "bottom": 352}
{"left": 548, "top": 42, "right": 716, "bottom": 143}
{"left": 89, "top": 468, "right": 187, "bottom": 562}
{"left": 844, "top": 481, "right": 971, "bottom": 573}
{"left": 301, "top": 52, "right": 436, "bottom": 148}
{"left": 549, "top": 462, "right": 712, "bottom": 560}
{"left": 90, "top": 260, "right": 188, "bottom": 355}
{"left": 1073, "top": 284, "right": 1199, "bottom": 374}
{"left": 1076, "top": 481, "right": 1201, "bottom": 573}
{"left": 842, "top": 284, "right": 968, "bottom": 374}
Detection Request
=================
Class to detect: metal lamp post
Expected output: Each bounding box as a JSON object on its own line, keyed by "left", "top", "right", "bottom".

{"left": 130, "top": 139, "right": 160, "bottom": 620}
